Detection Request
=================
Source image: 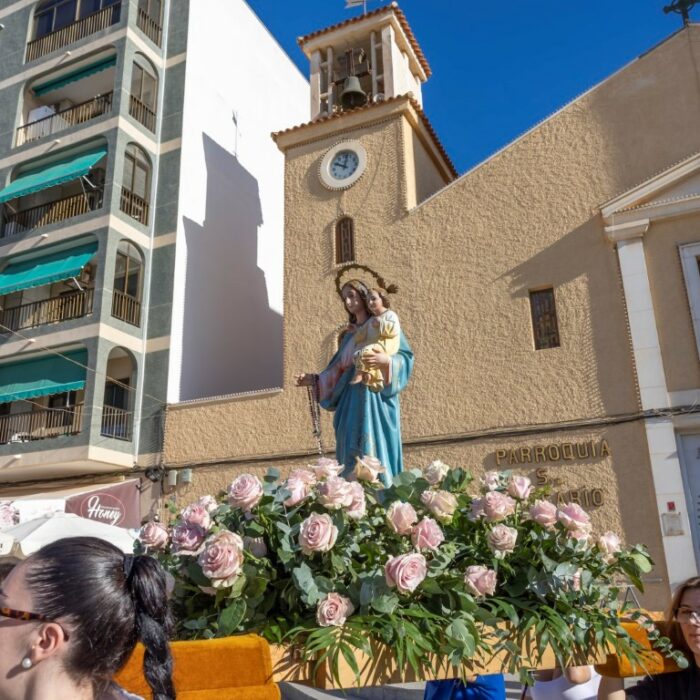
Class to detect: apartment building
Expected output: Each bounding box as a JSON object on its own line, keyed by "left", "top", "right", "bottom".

{"left": 0, "top": 0, "right": 306, "bottom": 522}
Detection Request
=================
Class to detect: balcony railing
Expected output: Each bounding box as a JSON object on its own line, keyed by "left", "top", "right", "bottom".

{"left": 136, "top": 7, "right": 162, "bottom": 46}
{"left": 0, "top": 289, "right": 94, "bottom": 333}
{"left": 1, "top": 189, "right": 103, "bottom": 238}
{"left": 17, "top": 93, "right": 113, "bottom": 146}
{"left": 101, "top": 405, "right": 132, "bottom": 440}
{"left": 26, "top": 4, "right": 122, "bottom": 62}
{"left": 111, "top": 289, "right": 141, "bottom": 326}
{"left": 119, "top": 187, "right": 149, "bottom": 225}
{"left": 129, "top": 95, "right": 156, "bottom": 132}
{"left": 0, "top": 404, "right": 83, "bottom": 444}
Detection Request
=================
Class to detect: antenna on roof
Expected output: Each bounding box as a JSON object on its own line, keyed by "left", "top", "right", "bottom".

{"left": 345, "top": 0, "right": 370, "bottom": 15}
{"left": 663, "top": 0, "right": 697, "bottom": 25}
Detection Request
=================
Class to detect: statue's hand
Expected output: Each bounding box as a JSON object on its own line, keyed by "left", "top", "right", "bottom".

{"left": 363, "top": 351, "right": 390, "bottom": 369}
{"left": 294, "top": 373, "right": 315, "bottom": 387}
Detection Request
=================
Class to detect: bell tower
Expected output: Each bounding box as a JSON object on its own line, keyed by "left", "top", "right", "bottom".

{"left": 298, "top": 2, "right": 431, "bottom": 120}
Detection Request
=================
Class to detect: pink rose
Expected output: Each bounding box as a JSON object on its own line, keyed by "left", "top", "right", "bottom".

{"left": 386, "top": 501, "right": 418, "bottom": 535}
{"left": 284, "top": 475, "right": 312, "bottom": 507}
{"left": 243, "top": 536, "right": 268, "bottom": 558}
{"left": 598, "top": 531, "right": 622, "bottom": 561}
{"left": 464, "top": 565, "right": 497, "bottom": 597}
{"left": 0, "top": 502, "right": 18, "bottom": 530}
{"left": 420, "top": 489, "right": 458, "bottom": 523}
{"left": 171, "top": 521, "right": 206, "bottom": 556}
{"left": 316, "top": 592, "right": 355, "bottom": 627}
{"left": 411, "top": 517, "right": 444, "bottom": 550}
{"left": 529, "top": 500, "right": 558, "bottom": 528}
{"left": 317, "top": 476, "right": 354, "bottom": 510}
{"left": 468, "top": 498, "right": 485, "bottom": 521}
{"left": 424, "top": 460, "right": 450, "bottom": 486}
{"left": 353, "top": 455, "right": 385, "bottom": 483}
{"left": 139, "top": 521, "right": 169, "bottom": 550}
{"left": 180, "top": 503, "right": 211, "bottom": 529}
{"left": 385, "top": 552, "right": 427, "bottom": 594}
{"left": 507, "top": 475, "right": 532, "bottom": 500}
{"left": 288, "top": 468, "right": 317, "bottom": 485}
{"left": 311, "top": 457, "right": 343, "bottom": 480}
{"left": 198, "top": 530, "right": 244, "bottom": 588}
{"left": 557, "top": 503, "right": 591, "bottom": 532}
{"left": 481, "top": 471, "right": 501, "bottom": 492}
{"left": 197, "top": 495, "right": 218, "bottom": 513}
{"left": 346, "top": 481, "right": 367, "bottom": 520}
{"left": 228, "top": 474, "right": 264, "bottom": 511}
{"left": 568, "top": 528, "right": 591, "bottom": 544}
{"left": 299, "top": 513, "right": 338, "bottom": 555}
{"left": 483, "top": 491, "right": 516, "bottom": 522}
{"left": 487, "top": 524, "right": 518, "bottom": 559}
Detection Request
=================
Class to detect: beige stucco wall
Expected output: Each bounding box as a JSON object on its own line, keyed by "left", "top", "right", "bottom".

{"left": 644, "top": 213, "right": 700, "bottom": 393}
{"left": 163, "top": 27, "right": 700, "bottom": 603}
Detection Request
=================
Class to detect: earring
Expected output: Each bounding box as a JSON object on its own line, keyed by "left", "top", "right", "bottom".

{"left": 21, "top": 657, "right": 32, "bottom": 669}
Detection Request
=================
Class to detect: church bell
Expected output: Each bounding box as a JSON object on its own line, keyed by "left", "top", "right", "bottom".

{"left": 340, "top": 75, "right": 367, "bottom": 109}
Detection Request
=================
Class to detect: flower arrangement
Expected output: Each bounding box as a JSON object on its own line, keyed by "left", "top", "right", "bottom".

{"left": 137, "top": 458, "right": 674, "bottom": 683}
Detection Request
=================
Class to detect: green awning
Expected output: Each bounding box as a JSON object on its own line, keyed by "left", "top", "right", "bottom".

{"left": 32, "top": 56, "right": 117, "bottom": 96}
{"left": 0, "top": 241, "right": 97, "bottom": 296}
{"left": 0, "top": 148, "right": 107, "bottom": 203}
{"left": 0, "top": 349, "right": 87, "bottom": 404}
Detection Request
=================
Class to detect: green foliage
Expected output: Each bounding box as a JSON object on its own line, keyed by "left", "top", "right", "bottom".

{"left": 141, "top": 459, "right": 669, "bottom": 682}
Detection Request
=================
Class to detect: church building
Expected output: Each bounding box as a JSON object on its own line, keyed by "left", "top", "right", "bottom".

{"left": 163, "top": 4, "right": 700, "bottom": 609}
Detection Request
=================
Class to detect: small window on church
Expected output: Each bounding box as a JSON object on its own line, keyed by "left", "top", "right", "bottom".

{"left": 529, "top": 288, "right": 560, "bottom": 350}
{"left": 335, "top": 217, "right": 355, "bottom": 264}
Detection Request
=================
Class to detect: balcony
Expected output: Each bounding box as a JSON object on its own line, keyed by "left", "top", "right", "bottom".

{"left": 1, "top": 189, "right": 103, "bottom": 239}
{"left": 26, "top": 4, "right": 121, "bottom": 62}
{"left": 0, "top": 289, "right": 94, "bottom": 333}
{"left": 17, "top": 93, "right": 113, "bottom": 147}
{"left": 136, "top": 7, "right": 162, "bottom": 47}
{"left": 100, "top": 405, "right": 132, "bottom": 440}
{"left": 0, "top": 404, "right": 83, "bottom": 444}
{"left": 111, "top": 289, "right": 141, "bottom": 326}
{"left": 119, "top": 187, "right": 149, "bottom": 225}
{"left": 129, "top": 95, "right": 156, "bottom": 132}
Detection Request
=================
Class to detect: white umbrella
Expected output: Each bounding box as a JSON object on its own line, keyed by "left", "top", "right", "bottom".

{"left": 0, "top": 512, "right": 135, "bottom": 559}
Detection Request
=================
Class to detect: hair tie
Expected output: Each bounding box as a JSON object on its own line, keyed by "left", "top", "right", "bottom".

{"left": 123, "top": 554, "right": 135, "bottom": 581}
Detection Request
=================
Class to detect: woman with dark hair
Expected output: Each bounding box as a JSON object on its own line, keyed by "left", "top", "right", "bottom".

{"left": 296, "top": 278, "right": 414, "bottom": 486}
{"left": 598, "top": 575, "right": 700, "bottom": 698}
{"left": 0, "top": 536, "right": 175, "bottom": 700}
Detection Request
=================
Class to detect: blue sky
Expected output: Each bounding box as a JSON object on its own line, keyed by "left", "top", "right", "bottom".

{"left": 246, "top": 1, "right": 689, "bottom": 174}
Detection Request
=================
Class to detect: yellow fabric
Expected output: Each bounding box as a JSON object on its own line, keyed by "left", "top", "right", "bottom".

{"left": 114, "top": 634, "right": 280, "bottom": 700}
{"left": 353, "top": 311, "right": 401, "bottom": 392}
{"left": 595, "top": 621, "right": 681, "bottom": 678}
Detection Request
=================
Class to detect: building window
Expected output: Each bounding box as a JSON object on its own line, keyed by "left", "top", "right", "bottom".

{"left": 131, "top": 62, "right": 157, "bottom": 112}
{"left": 112, "top": 240, "right": 143, "bottom": 326}
{"left": 120, "top": 144, "right": 151, "bottom": 224}
{"left": 335, "top": 217, "right": 355, "bottom": 264}
{"left": 33, "top": 0, "right": 118, "bottom": 38}
{"left": 529, "top": 288, "right": 560, "bottom": 350}
{"left": 138, "top": 0, "right": 161, "bottom": 20}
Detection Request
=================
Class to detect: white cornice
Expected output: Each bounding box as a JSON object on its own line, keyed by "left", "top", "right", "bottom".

{"left": 604, "top": 219, "right": 649, "bottom": 243}
{"left": 601, "top": 150, "right": 700, "bottom": 232}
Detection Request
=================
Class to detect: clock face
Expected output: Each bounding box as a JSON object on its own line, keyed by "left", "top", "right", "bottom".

{"left": 319, "top": 141, "right": 367, "bottom": 190}
{"left": 330, "top": 150, "right": 359, "bottom": 180}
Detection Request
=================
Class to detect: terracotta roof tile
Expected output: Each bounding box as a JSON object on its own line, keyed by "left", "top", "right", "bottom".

{"left": 297, "top": 2, "right": 431, "bottom": 79}
{"left": 272, "top": 94, "right": 457, "bottom": 179}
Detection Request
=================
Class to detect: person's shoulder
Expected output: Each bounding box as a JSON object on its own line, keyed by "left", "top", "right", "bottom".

{"left": 626, "top": 665, "right": 698, "bottom": 699}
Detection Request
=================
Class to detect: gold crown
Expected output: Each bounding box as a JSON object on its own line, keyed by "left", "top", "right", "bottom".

{"left": 334, "top": 264, "right": 399, "bottom": 301}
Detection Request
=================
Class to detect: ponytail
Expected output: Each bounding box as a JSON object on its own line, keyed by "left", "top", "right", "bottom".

{"left": 127, "top": 555, "right": 176, "bottom": 700}
{"left": 24, "top": 537, "right": 175, "bottom": 699}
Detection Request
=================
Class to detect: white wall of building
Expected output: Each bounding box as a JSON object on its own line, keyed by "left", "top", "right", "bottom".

{"left": 168, "top": 0, "right": 308, "bottom": 403}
